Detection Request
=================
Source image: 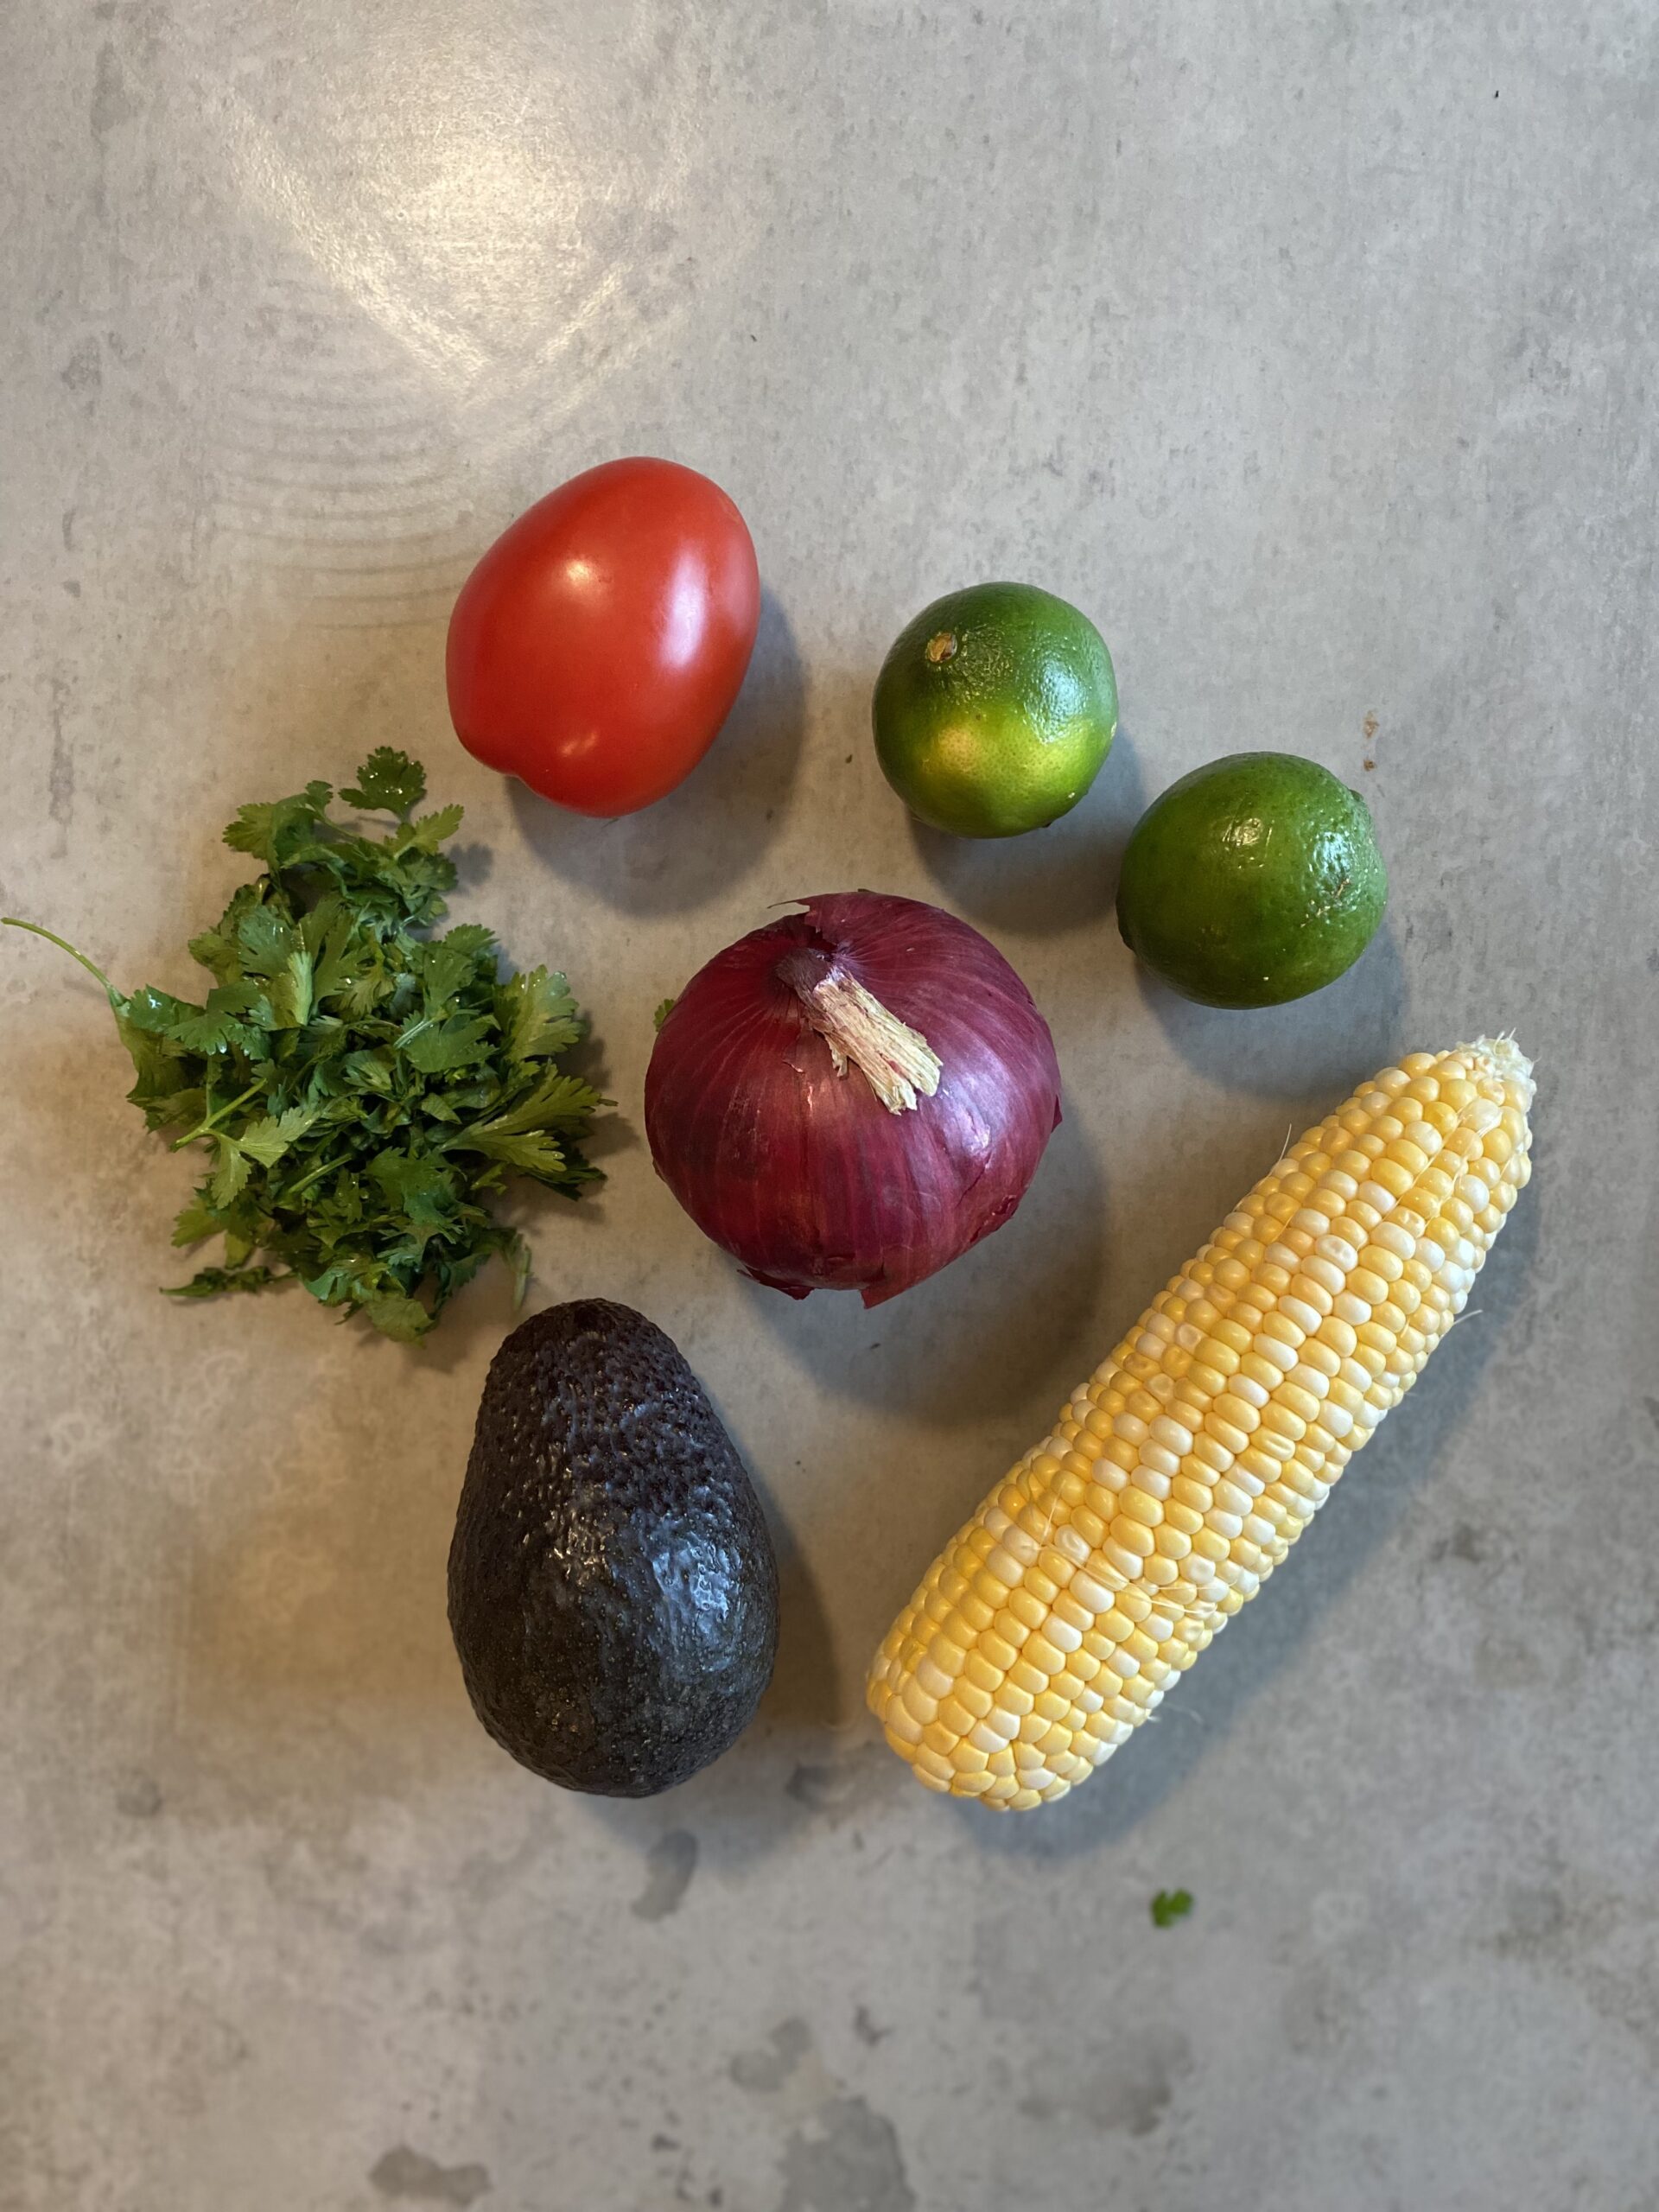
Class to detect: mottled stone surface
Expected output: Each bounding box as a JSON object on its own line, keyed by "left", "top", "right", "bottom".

{"left": 2, "top": 4, "right": 1655, "bottom": 2208}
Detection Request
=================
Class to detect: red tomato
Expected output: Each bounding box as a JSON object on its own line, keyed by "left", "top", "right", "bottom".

{"left": 447, "top": 458, "right": 760, "bottom": 817}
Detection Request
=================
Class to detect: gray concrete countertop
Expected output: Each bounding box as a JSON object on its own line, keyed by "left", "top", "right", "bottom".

{"left": 3, "top": 6, "right": 1656, "bottom": 2208}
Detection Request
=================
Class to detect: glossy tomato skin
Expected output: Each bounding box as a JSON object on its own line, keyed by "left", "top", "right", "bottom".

{"left": 447, "top": 458, "right": 760, "bottom": 817}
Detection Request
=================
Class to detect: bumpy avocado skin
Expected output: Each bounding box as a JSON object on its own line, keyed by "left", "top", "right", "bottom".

{"left": 448, "top": 1300, "right": 779, "bottom": 1796}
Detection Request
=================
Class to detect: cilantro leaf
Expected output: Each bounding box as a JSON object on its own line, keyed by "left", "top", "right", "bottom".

{"left": 396, "top": 1011, "right": 496, "bottom": 1074}
{"left": 165, "top": 1264, "right": 283, "bottom": 1300}
{"left": 652, "top": 997, "right": 677, "bottom": 1032}
{"left": 417, "top": 937, "right": 482, "bottom": 1013}
{"left": 340, "top": 748, "right": 426, "bottom": 818}
{"left": 452, "top": 1071, "right": 602, "bottom": 1146}
{"left": 224, "top": 782, "right": 334, "bottom": 868}
{"left": 8, "top": 753, "right": 609, "bottom": 1343}
{"left": 369, "top": 1150, "right": 459, "bottom": 1235}
{"left": 361, "top": 1292, "right": 433, "bottom": 1342}
{"left": 170, "top": 1198, "right": 221, "bottom": 1247}
{"left": 168, "top": 982, "right": 271, "bottom": 1055}
{"left": 208, "top": 1139, "right": 252, "bottom": 1209}
{"left": 402, "top": 804, "right": 465, "bottom": 854}
{"left": 496, "top": 966, "right": 584, "bottom": 1064}
{"left": 453, "top": 1129, "right": 568, "bottom": 1179}
{"left": 1150, "top": 1890, "right": 1193, "bottom": 1929}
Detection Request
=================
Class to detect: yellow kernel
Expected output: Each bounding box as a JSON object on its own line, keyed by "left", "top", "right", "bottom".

{"left": 955, "top": 1677, "right": 994, "bottom": 1719}
{"left": 1007, "top": 1587, "right": 1048, "bottom": 1634}
{"left": 1099, "top": 1538, "right": 1147, "bottom": 1580}
{"left": 1277, "top": 1382, "right": 1322, "bottom": 1425}
{"left": 1109, "top": 1516, "right": 1156, "bottom": 1560}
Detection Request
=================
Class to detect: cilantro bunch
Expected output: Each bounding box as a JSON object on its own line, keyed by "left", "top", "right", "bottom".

{"left": 6, "top": 749, "right": 607, "bottom": 1340}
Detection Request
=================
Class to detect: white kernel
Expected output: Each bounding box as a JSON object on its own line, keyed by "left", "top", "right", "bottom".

{"left": 1150, "top": 1414, "right": 1194, "bottom": 1453}
{"left": 1316, "top": 1234, "right": 1360, "bottom": 1271}
{"left": 1253, "top": 1334, "right": 1299, "bottom": 1371}
{"left": 1174, "top": 1322, "right": 1205, "bottom": 1351}
{"left": 1045, "top": 1614, "right": 1084, "bottom": 1655}
{"left": 982, "top": 1505, "right": 1013, "bottom": 1541}
{"left": 1003, "top": 1525, "right": 1040, "bottom": 1565}
{"left": 1100, "top": 1539, "right": 1147, "bottom": 1580}
{"left": 1052, "top": 1523, "right": 1090, "bottom": 1565}
{"left": 1291, "top": 1209, "right": 1332, "bottom": 1236}
{"left": 1370, "top": 1221, "right": 1416, "bottom": 1262}
{"left": 1357, "top": 1180, "right": 1397, "bottom": 1216}
{"left": 1280, "top": 1295, "right": 1323, "bottom": 1335}
{"left": 1113, "top": 1413, "right": 1148, "bottom": 1445}
{"left": 1068, "top": 1571, "right": 1112, "bottom": 1613}
{"left": 1230, "top": 1374, "right": 1269, "bottom": 1409}
{"left": 1138, "top": 1443, "right": 1180, "bottom": 1480}
{"left": 915, "top": 1657, "right": 955, "bottom": 1700}
{"left": 1300, "top": 1257, "right": 1345, "bottom": 1298}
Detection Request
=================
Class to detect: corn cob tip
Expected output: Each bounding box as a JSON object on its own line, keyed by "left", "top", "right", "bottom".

{"left": 1465, "top": 1034, "right": 1533, "bottom": 1101}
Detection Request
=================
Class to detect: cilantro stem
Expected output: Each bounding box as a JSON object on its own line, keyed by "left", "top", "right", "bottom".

{"left": 3, "top": 917, "right": 119, "bottom": 1002}
{"left": 169, "top": 1081, "right": 264, "bottom": 1151}
{"left": 282, "top": 1147, "right": 352, "bottom": 1202}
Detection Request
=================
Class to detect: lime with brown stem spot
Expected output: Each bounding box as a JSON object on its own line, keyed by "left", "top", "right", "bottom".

{"left": 1116, "top": 752, "right": 1387, "bottom": 1008}
{"left": 872, "top": 582, "right": 1118, "bottom": 838}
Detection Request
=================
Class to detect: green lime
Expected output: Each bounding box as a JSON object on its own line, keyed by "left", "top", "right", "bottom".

{"left": 872, "top": 582, "right": 1117, "bottom": 838}
{"left": 1116, "top": 753, "right": 1387, "bottom": 1008}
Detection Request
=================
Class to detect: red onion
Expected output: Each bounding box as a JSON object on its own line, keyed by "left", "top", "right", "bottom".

{"left": 645, "top": 892, "right": 1062, "bottom": 1306}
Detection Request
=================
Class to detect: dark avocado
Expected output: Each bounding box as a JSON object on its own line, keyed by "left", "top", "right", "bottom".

{"left": 448, "top": 1300, "right": 779, "bottom": 1796}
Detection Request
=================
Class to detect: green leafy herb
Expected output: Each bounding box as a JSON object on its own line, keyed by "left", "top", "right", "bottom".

{"left": 4, "top": 751, "right": 608, "bottom": 1341}
{"left": 1150, "top": 1888, "right": 1193, "bottom": 1929}
{"left": 652, "top": 997, "right": 677, "bottom": 1032}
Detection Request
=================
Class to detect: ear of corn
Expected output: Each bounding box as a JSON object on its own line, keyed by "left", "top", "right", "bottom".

{"left": 867, "top": 1039, "right": 1535, "bottom": 1811}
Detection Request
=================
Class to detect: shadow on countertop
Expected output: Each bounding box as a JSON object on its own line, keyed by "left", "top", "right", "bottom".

{"left": 905, "top": 725, "right": 1149, "bottom": 938}
{"left": 1137, "top": 914, "right": 1410, "bottom": 1101}
{"left": 732, "top": 1102, "right": 1108, "bottom": 1430}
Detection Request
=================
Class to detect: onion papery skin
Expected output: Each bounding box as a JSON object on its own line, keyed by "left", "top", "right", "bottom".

{"left": 645, "top": 892, "right": 1062, "bottom": 1306}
